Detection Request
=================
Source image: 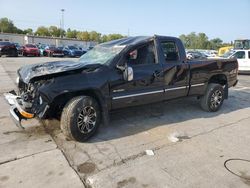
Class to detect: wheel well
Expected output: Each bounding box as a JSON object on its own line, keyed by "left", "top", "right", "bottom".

{"left": 48, "top": 90, "right": 104, "bottom": 119}
{"left": 208, "top": 74, "right": 227, "bottom": 86}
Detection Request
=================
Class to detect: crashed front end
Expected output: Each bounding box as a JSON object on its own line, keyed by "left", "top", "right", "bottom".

{"left": 4, "top": 78, "right": 50, "bottom": 129}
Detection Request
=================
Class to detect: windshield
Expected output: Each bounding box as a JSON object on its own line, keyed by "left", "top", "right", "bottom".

{"left": 68, "top": 46, "right": 77, "bottom": 50}
{"left": 79, "top": 45, "right": 125, "bottom": 65}
{"left": 222, "top": 50, "right": 235, "bottom": 58}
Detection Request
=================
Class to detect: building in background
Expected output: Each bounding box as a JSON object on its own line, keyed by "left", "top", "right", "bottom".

{"left": 0, "top": 33, "right": 97, "bottom": 49}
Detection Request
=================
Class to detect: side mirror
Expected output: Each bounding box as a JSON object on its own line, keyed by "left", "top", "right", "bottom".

{"left": 123, "top": 66, "right": 133, "bottom": 81}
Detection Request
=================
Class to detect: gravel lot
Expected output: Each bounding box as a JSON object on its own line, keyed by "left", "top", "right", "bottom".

{"left": 0, "top": 57, "right": 250, "bottom": 188}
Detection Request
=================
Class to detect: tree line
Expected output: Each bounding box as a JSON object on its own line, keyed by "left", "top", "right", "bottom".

{"left": 179, "top": 32, "right": 232, "bottom": 50}
{"left": 0, "top": 17, "right": 232, "bottom": 49}
{"left": 0, "top": 17, "right": 124, "bottom": 43}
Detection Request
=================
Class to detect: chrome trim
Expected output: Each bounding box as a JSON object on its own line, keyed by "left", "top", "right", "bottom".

{"left": 165, "top": 86, "right": 187, "bottom": 91}
{"left": 4, "top": 93, "right": 19, "bottom": 105}
{"left": 191, "top": 83, "right": 205, "bottom": 87}
{"left": 113, "top": 90, "right": 164, "bottom": 100}
{"left": 112, "top": 84, "right": 204, "bottom": 100}
{"left": 9, "top": 106, "right": 24, "bottom": 129}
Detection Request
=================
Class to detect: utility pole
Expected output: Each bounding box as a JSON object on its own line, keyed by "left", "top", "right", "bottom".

{"left": 60, "top": 9, "right": 65, "bottom": 38}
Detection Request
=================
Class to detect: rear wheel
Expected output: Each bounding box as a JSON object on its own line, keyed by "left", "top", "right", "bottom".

{"left": 60, "top": 96, "right": 101, "bottom": 142}
{"left": 200, "top": 83, "right": 225, "bottom": 112}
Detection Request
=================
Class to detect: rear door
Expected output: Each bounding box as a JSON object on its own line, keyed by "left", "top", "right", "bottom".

{"left": 158, "top": 39, "right": 189, "bottom": 100}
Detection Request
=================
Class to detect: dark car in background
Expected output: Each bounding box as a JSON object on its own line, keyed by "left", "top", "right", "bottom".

{"left": 14, "top": 43, "right": 22, "bottom": 55}
{"left": 21, "top": 44, "right": 40, "bottom": 57}
{"left": 186, "top": 50, "right": 207, "bottom": 60}
{"left": 43, "top": 46, "right": 64, "bottom": 57}
{"left": 63, "top": 45, "right": 84, "bottom": 57}
{"left": 0, "top": 42, "right": 18, "bottom": 57}
{"left": 78, "top": 47, "right": 87, "bottom": 55}
{"left": 58, "top": 46, "right": 70, "bottom": 56}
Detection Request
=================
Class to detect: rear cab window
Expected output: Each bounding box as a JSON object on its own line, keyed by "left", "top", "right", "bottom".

{"left": 160, "top": 41, "right": 180, "bottom": 62}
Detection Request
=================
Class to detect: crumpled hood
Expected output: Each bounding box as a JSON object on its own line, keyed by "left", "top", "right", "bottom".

{"left": 18, "top": 61, "right": 99, "bottom": 83}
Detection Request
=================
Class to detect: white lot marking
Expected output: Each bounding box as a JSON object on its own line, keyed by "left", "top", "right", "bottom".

{"left": 168, "top": 132, "right": 180, "bottom": 142}
{"left": 145, "top": 150, "right": 155, "bottom": 156}
{"left": 233, "top": 87, "right": 250, "bottom": 91}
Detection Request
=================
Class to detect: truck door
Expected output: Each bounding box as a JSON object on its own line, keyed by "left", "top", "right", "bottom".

{"left": 158, "top": 40, "right": 189, "bottom": 99}
{"left": 232, "top": 51, "right": 248, "bottom": 71}
{"left": 111, "top": 41, "right": 164, "bottom": 109}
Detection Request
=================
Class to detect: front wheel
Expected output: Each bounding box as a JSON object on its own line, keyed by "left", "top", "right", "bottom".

{"left": 60, "top": 96, "right": 101, "bottom": 142}
{"left": 200, "top": 83, "right": 225, "bottom": 112}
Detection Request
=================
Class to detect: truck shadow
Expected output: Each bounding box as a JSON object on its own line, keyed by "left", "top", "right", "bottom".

{"left": 41, "top": 88, "right": 250, "bottom": 143}
{"left": 90, "top": 88, "right": 250, "bottom": 142}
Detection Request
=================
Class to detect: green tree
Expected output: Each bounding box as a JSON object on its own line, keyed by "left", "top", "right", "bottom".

{"left": 101, "top": 34, "right": 108, "bottom": 43}
{"left": 66, "top": 28, "right": 78, "bottom": 38}
{"left": 210, "top": 38, "right": 223, "bottom": 49}
{"left": 89, "top": 31, "right": 101, "bottom": 42}
{"left": 0, "top": 17, "right": 21, "bottom": 33}
{"left": 35, "top": 26, "right": 50, "bottom": 36}
{"left": 179, "top": 32, "right": 223, "bottom": 50}
{"left": 23, "top": 28, "right": 33, "bottom": 35}
{"left": 77, "top": 31, "right": 90, "bottom": 41}
{"left": 107, "top": 34, "right": 124, "bottom": 41}
{"left": 49, "top": 26, "right": 61, "bottom": 37}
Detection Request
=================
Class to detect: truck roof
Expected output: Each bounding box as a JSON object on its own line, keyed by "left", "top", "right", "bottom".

{"left": 100, "top": 35, "right": 180, "bottom": 48}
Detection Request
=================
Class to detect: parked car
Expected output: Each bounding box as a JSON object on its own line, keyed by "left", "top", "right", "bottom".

{"left": 21, "top": 44, "right": 40, "bottom": 57}
{"left": 63, "top": 46, "right": 84, "bottom": 57}
{"left": 77, "top": 47, "right": 87, "bottom": 55}
{"left": 37, "top": 44, "right": 47, "bottom": 56}
{"left": 0, "top": 42, "right": 18, "bottom": 57}
{"left": 4, "top": 35, "right": 238, "bottom": 142}
{"left": 228, "top": 50, "right": 250, "bottom": 73}
{"left": 186, "top": 50, "right": 207, "bottom": 60}
{"left": 57, "top": 46, "right": 70, "bottom": 56}
{"left": 43, "top": 46, "right": 64, "bottom": 57}
{"left": 13, "top": 43, "right": 22, "bottom": 55}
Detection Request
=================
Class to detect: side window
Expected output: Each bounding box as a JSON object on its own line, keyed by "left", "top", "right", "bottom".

{"left": 248, "top": 51, "right": 250, "bottom": 59}
{"left": 234, "top": 51, "right": 245, "bottom": 59}
{"left": 161, "top": 41, "right": 179, "bottom": 62}
{"left": 128, "top": 42, "right": 156, "bottom": 65}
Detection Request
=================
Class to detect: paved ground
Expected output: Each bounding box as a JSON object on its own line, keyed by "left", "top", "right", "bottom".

{"left": 0, "top": 57, "right": 250, "bottom": 188}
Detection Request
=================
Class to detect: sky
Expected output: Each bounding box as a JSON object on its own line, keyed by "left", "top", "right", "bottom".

{"left": 0, "top": 0, "right": 249, "bottom": 42}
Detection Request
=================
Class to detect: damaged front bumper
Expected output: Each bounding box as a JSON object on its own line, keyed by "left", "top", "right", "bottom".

{"left": 4, "top": 92, "right": 34, "bottom": 129}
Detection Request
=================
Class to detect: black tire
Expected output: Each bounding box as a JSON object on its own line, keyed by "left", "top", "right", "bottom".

{"left": 60, "top": 96, "right": 101, "bottom": 142}
{"left": 200, "top": 83, "right": 225, "bottom": 112}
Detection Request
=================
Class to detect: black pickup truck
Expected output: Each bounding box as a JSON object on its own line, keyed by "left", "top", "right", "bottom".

{"left": 4, "top": 35, "right": 238, "bottom": 141}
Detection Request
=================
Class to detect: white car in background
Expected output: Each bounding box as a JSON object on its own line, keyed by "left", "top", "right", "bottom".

{"left": 229, "top": 50, "right": 250, "bottom": 73}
